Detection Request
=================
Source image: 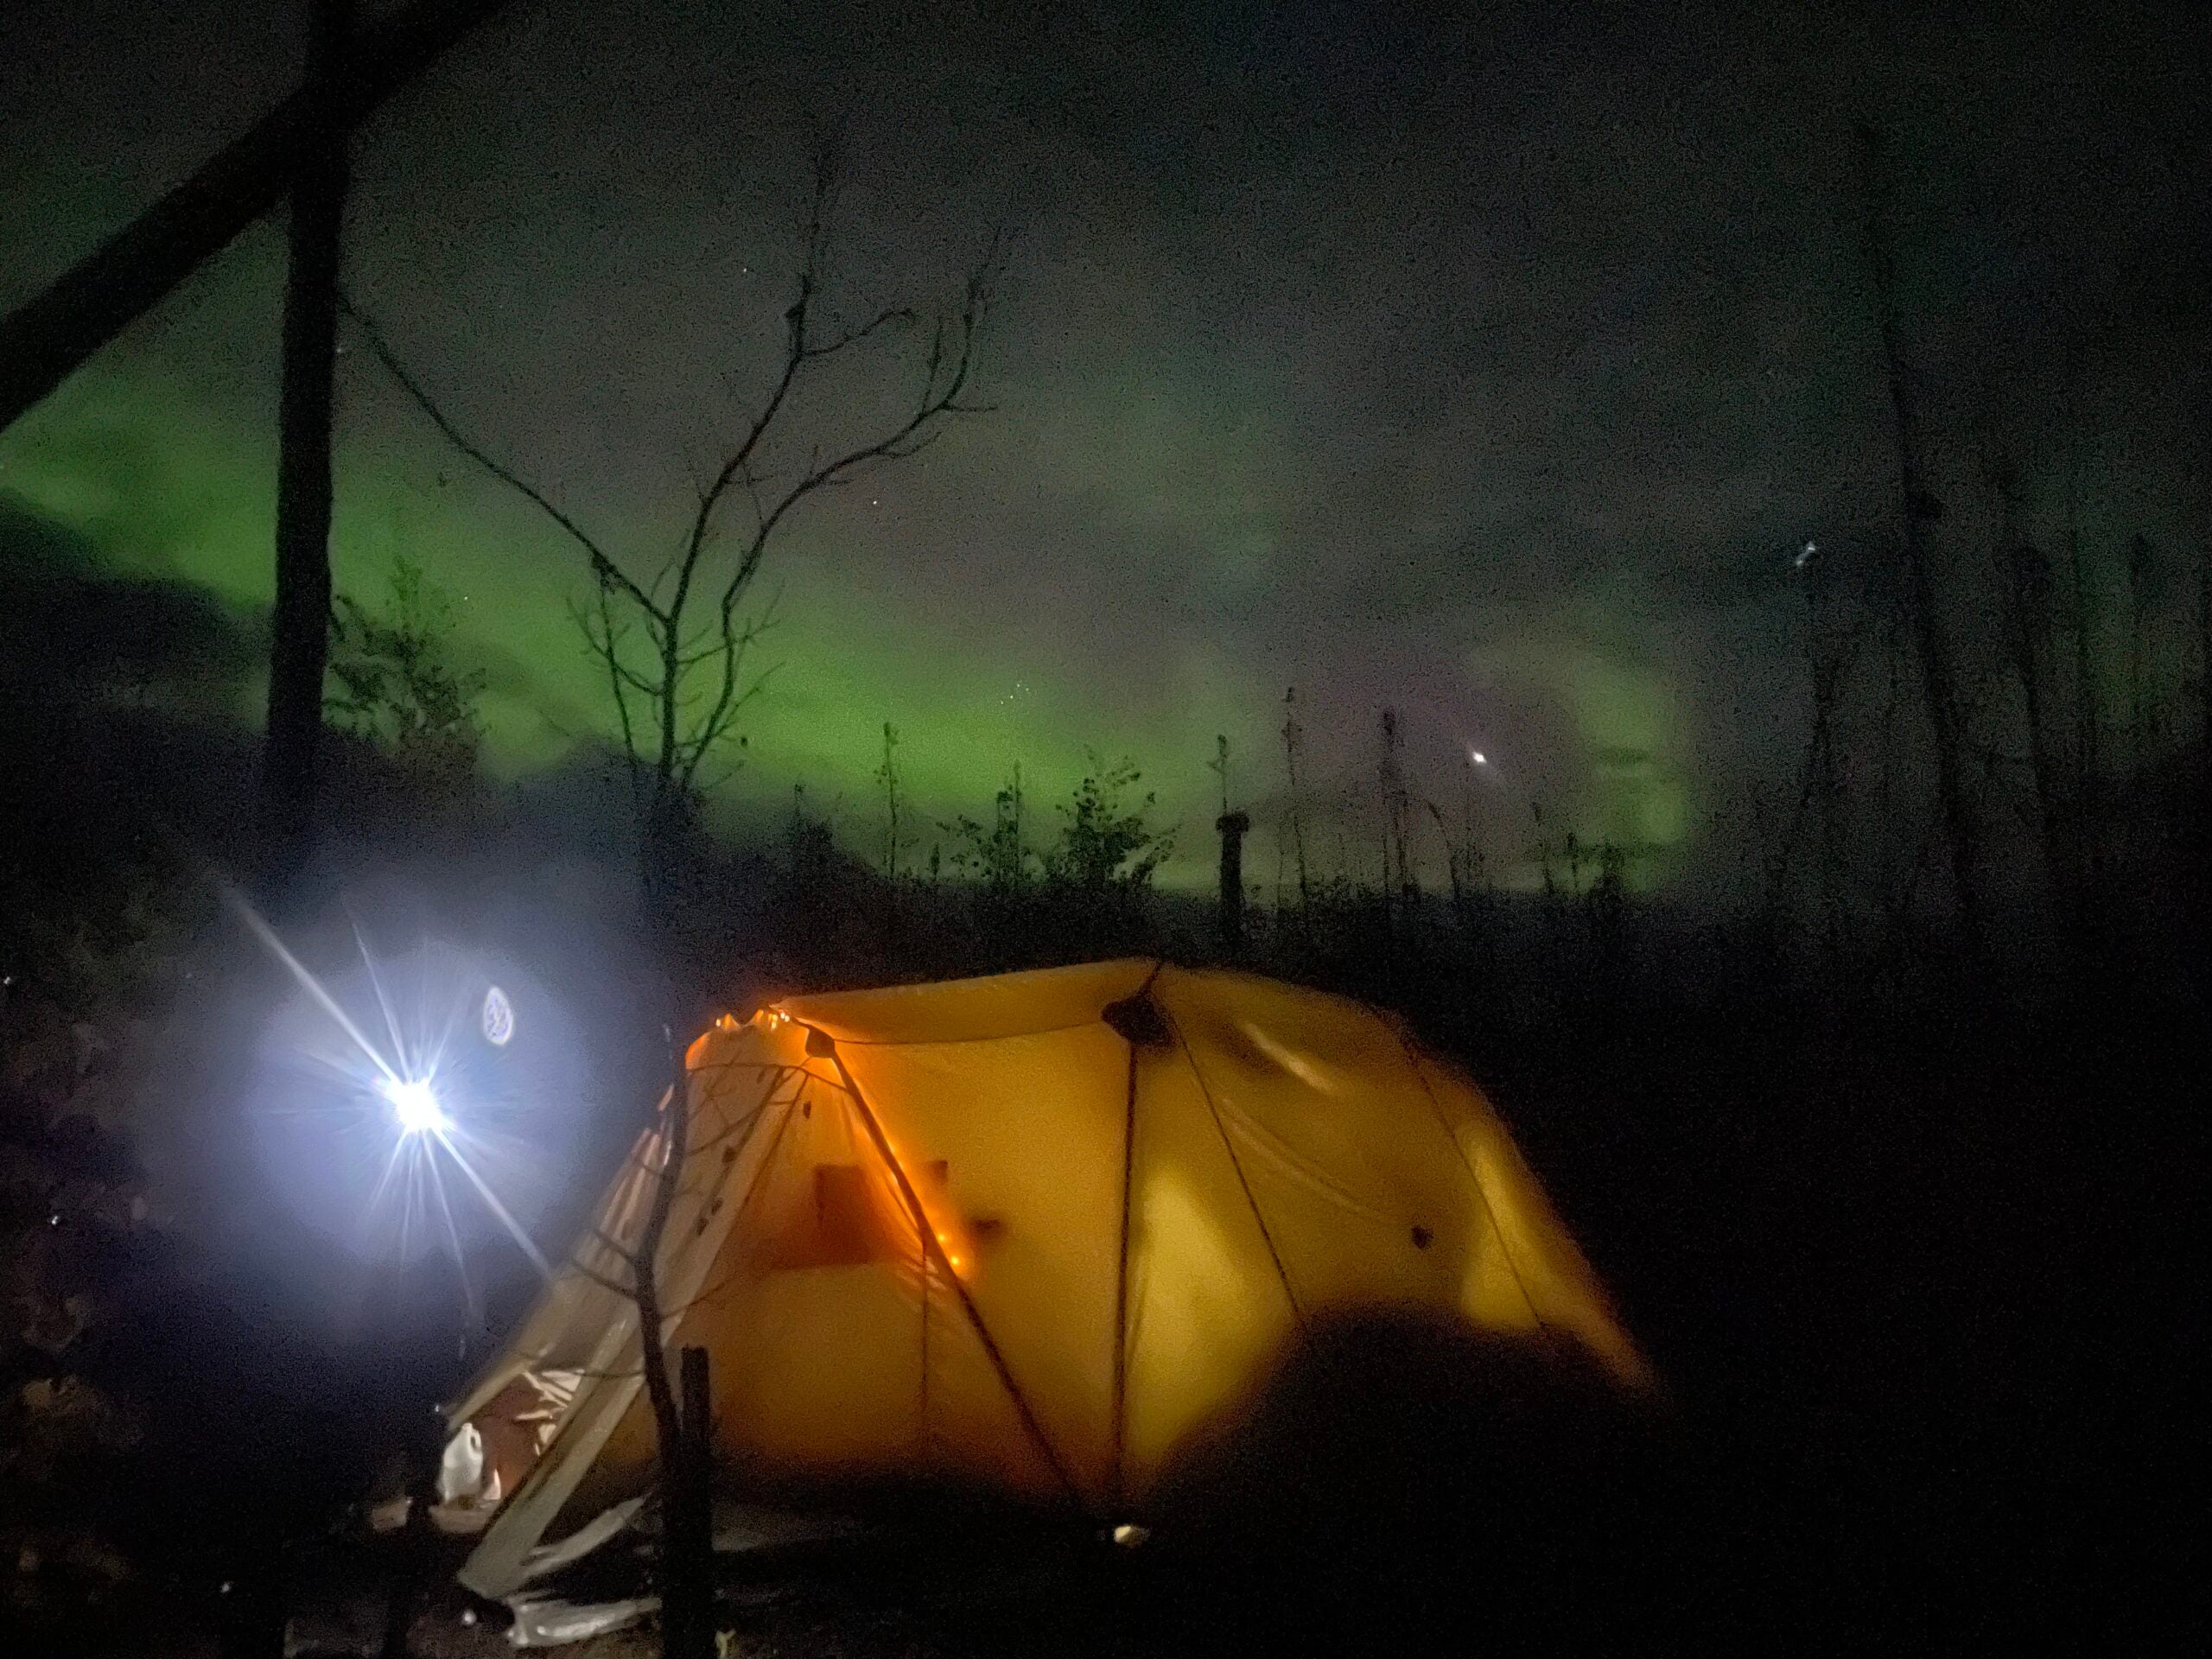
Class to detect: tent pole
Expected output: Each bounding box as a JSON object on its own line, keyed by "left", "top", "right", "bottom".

{"left": 1103, "top": 963, "right": 1168, "bottom": 1512}
{"left": 1164, "top": 1014, "right": 1303, "bottom": 1324}
{"left": 1387, "top": 1021, "right": 1557, "bottom": 1348}
{"left": 1110, "top": 1039, "right": 1138, "bottom": 1510}
{"left": 918, "top": 1171, "right": 931, "bottom": 1464}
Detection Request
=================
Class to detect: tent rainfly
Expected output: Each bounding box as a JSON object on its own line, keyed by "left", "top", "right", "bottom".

{"left": 444, "top": 959, "right": 1649, "bottom": 1597}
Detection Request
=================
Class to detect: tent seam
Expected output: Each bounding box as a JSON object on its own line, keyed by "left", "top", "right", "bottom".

{"left": 1110, "top": 1022, "right": 1141, "bottom": 1509}
{"left": 1387, "top": 1019, "right": 1560, "bottom": 1353}
{"left": 783, "top": 1015, "right": 1116, "bottom": 1048}
{"left": 1162, "top": 1003, "right": 1305, "bottom": 1326}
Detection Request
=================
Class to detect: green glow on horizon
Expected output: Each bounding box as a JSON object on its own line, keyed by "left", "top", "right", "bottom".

{"left": 3, "top": 352, "right": 1697, "bottom": 892}
{"left": 0, "top": 357, "right": 1238, "bottom": 837}
{"left": 1465, "top": 634, "right": 1689, "bottom": 891}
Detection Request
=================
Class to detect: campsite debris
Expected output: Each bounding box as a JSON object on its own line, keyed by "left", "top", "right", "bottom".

{"left": 505, "top": 1591, "right": 658, "bottom": 1648}
{"left": 514, "top": 1497, "right": 645, "bottom": 1584}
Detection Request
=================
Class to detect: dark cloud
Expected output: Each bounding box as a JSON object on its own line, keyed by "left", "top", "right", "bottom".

{"left": 0, "top": 495, "right": 261, "bottom": 708}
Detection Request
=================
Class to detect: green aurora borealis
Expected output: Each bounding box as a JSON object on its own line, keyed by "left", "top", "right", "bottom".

{"left": 1, "top": 346, "right": 1690, "bottom": 888}
{"left": 0, "top": 193, "right": 1698, "bottom": 890}
{"left": 3, "top": 355, "right": 1154, "bottom": 790}
{"left": 7, "top": 0, "right": 2202, "bottom": 896}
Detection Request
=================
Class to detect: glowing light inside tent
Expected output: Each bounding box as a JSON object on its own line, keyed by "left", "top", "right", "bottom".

{"left": 482, "top": 986, "right": 514, "bottom": 1046}
{"left": 382, "top": 1075, "right": 451, "bottom": 1136}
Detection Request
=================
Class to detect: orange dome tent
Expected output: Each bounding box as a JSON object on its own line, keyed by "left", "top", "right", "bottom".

{"left": 446, "top": 960, "right": 1647, "bottom": 1598}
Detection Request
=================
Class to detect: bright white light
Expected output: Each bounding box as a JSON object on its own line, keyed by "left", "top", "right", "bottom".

{"left": 1469, "top": 749, "right": 1488, "bottom": 766}
{"left": 382, "top": 1076, "right": 449, "bottom": 1136}
{"left": 1794, "top": 539, "right": 1817, "bottom": 569}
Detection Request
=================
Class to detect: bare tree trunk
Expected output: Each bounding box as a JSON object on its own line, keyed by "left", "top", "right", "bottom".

{"left": 2127, "top": 533, "right": 2152, "bottom": 770}
{"left": 261, "top": 0, "right": 353, "bottom": 880}
{"left": 2065, "top": 358, "right": 2101, "bottom": 918}
{"left": 2194, "top": 437, "right": 2212, "bottom": 783}
{"left": 879, "top": 722, "right": 905, "bottom": 947}
{"left": 880, "top": 721, "right": 903, "bottom": 880}
{"left": 1813, "top": 638, "right": 1846, "bottom": 976}
{"left": 1789, "top": 549, "right": 1853, "bottom": 976}
{"left": 1855, "top": 124, "right": 1984, "bottom": 965}
{"left": 1378, "top": 707, "right": 1414, "bottom": 920}
{"left": 2018, "top": 594, "right": 2069, "bottom": 917}
{"left": 1988, "top": 458, "right": 2071, "bottom": 930}
{"left": 1281, "top": 687, "right": 1312, "bottom": 919}
{"left": 0, "top": 0, "right": 511, "bottom": 438}
{"left": 2195, "top": 413, "right": 2212, "bottom": 993}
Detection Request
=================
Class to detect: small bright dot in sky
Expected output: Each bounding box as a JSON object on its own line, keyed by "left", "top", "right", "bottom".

{"left": 381, "top": 1076, "right": 449, "bottom": 1136}
{"left": 1794, "top": 539, "right": 1817, "bottom": 569}
{"left": 1469, "top": 749, "right": 1488, "bottom": 766}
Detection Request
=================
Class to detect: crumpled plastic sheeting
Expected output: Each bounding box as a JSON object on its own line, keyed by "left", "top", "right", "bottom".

{"left": 516, "top": 1497, "right": 646, "bottom": 1585}
{"left": 505, "top": 1592, "right": 658, "bottom": 1648}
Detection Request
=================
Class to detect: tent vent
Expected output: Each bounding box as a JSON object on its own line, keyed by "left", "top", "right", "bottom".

{"left": 804, "top": 1027, "right": 837, "bottom": 1058}
{"left": 1101, "top": 995, "right": 1170, "bottom": 1047}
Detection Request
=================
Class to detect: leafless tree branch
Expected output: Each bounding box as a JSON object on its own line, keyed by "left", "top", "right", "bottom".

{"left": 566, "top": 1254, "right": 637, "bottom": 1299}
{"left": 338, "top": 289, "right": 663, "bottom": 624}
{"left": 345, "top": 154, "right": 1000, "bottom": 936}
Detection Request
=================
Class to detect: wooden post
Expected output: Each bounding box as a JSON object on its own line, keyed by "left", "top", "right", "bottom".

{"left": 664, "top": 1344, "right": 714, "bottom": 1659}
{"left": 262, "top": 0, "right": 353, "bottom": 880}
{"left": 0, "top": 0, "right": 514, "bottom": 438}
{"left": 1216, "top": 810, "right": 1249, "bottom": 955}
{"left": 379, "top": 1407, "right": 439, "bottom": 1659}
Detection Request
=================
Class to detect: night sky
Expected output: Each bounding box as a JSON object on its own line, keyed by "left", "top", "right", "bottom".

{"left": 3, "top": 0, "right": 2204, "bottom": 891}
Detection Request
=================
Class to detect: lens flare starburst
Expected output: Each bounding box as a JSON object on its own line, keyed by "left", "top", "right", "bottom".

{"left": 226, "top": 887, "right": 575, "bottom": 1306}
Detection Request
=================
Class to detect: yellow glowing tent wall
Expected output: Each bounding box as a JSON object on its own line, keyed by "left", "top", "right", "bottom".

{"left": 454, "top": 959, "right": 1645, "bottom": 1597}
